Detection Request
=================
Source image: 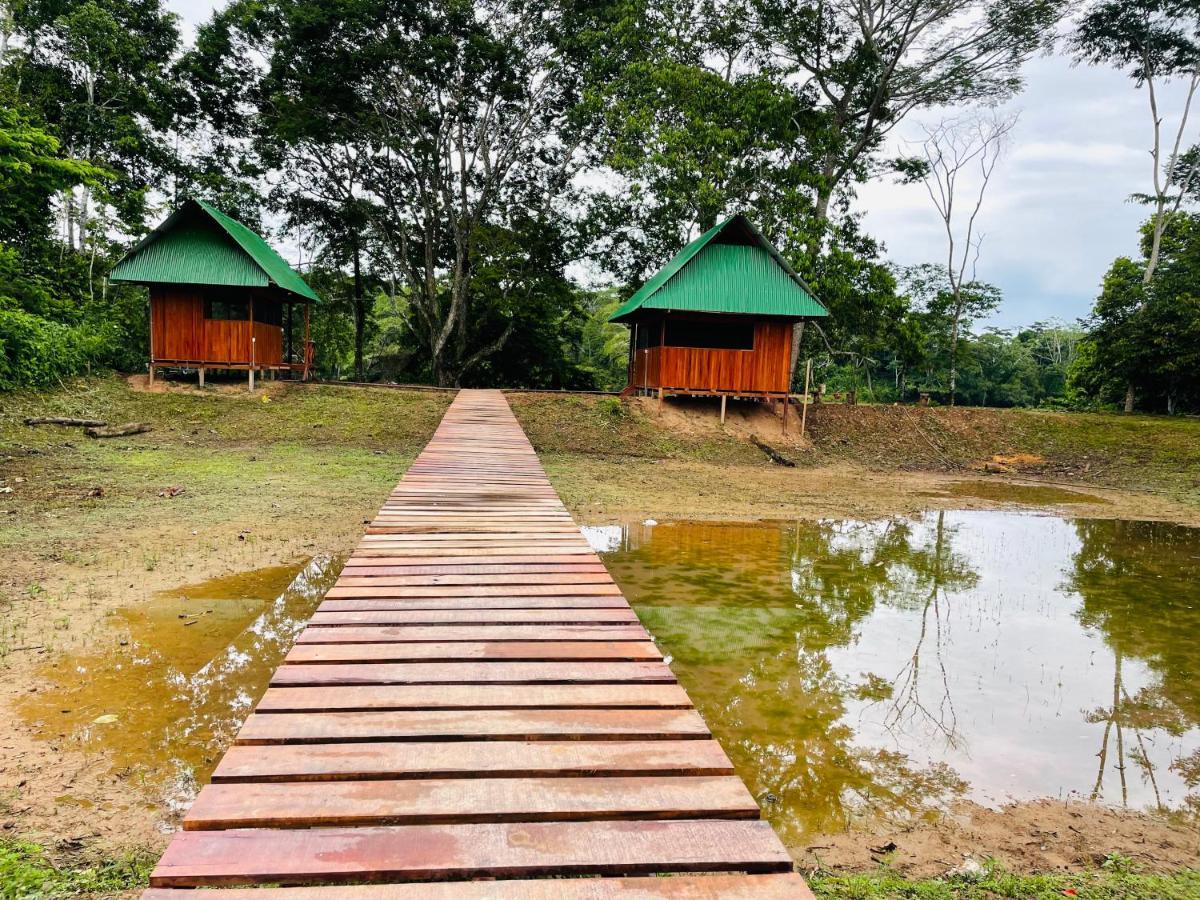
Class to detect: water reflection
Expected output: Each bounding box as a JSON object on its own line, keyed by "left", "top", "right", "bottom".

{"left": 18, "top": 556, "right": 341, "bottom": 814}
{"left": 592, "top": 514, "right": 1200, "bottom": 843}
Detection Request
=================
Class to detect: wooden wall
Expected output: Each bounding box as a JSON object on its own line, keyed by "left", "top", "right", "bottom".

{"left": 150, "top": 288, "right": 284, "bottom": 367}
{"left": 630, "top": 316, "right": 793, "bottom": 395}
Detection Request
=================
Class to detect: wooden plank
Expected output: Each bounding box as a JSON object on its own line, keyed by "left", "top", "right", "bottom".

{"left": 313, "top": 600, "right": 634, "bottom": 615}
{"left": 326, "top": 585, "right": 622, "bottom": 599}
{"left": 184, "top": 776, "right": 760, "bottom": 830}
{"left": 235, "top": 708, "right": 711, "bottom": 743}
{"left": 144, "top": 873, "right": 815, "bottom": 898}
{"left": 308, "top": 608, "right": 639, "bottom": 625}
{"left": 256, "top": 684, "right": 692, "bottom": 711}
{"left": 270, "top": 661, "right": 676, "bottom": 686}
{"left": 333, "top": 574, "right": 616, "bottom": 586}
{"left": 211, "top": 740, "right": 736, "bottom": 783}
{"left": 294, "top": 625, "right": 651, "bottom": 643}
{"left": 149, "top": 819, "right": 794, "bottom": 886}
{"left": 285, "top": 641, "right": 663, "bottom": 664}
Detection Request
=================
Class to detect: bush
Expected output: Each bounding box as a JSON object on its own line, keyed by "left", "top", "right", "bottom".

{"left": 0, "top": 305, "right": 93, "bottom": 390}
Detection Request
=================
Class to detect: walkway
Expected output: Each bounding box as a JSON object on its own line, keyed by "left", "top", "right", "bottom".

{"left": 144, "top": 390, "right": 812, "bottom": 897}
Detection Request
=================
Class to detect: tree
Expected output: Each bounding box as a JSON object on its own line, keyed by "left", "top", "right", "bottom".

{"left": 1074, "top": 0, "right": 1200, "bottom": 286}
{"left": 6, "top": 0, "right": 182, "bottom": 248}
{"left": 1074, "top": 213, "right": 1200, "bottom": 413}
{"left": 910, "top": 112, "right": 1013, "bottom": 404}
{"left": 755, "top": 0, "right": 1064, "bottom": 233}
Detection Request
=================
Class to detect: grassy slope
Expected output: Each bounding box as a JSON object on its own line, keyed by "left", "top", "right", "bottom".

{"left": 510, "top": 393, "right": 1200, "bottom": 510}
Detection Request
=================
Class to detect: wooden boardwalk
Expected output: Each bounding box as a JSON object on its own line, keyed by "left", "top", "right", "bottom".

{"left": 144, "top": 390, "right": 812, "bottom": 898}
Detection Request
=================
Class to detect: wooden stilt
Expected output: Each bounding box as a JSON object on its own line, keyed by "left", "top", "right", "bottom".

{"left": 148, "top": 364, "right": 155, "bottom": 387}
{"left": 781, "top": 394, "right": 788, "bottom": 434}
{"left": 657, "top": 387, "right": 664, "bottom": 412}
{"left": 800, "top": 358, "right": 812, "bottom": 440}
{"left": 198, "top": 368, "right": 205, "bottom": 388}
{"left": 720, "top": 395, "right": 727, "bottom": 425}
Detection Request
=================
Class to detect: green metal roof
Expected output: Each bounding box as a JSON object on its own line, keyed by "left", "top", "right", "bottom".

{"left": 610, "top": 214, "right": 825, "bottom": 322}
{"left": 109, "top": 198, "right": 320, "bottom": 303}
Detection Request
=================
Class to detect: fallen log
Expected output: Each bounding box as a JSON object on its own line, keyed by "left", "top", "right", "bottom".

{"left": 751, "top": 435, "right": 797, "bottom": 467}
{"left": 85, "top": 423, "right": 152, "bottom": 439}
{"left": 24, "top": 416, "right": 107, "bottom": 427}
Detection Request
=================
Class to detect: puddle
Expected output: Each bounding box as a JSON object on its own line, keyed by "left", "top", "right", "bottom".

{"left": 17, "top": 556, "right": 342, "bottom": 814}
{"left": 589, "top": 515, "right": 1200, "bottom": 844}
{"left": 940, "top": 480, "right": 1108, "bottom": 506}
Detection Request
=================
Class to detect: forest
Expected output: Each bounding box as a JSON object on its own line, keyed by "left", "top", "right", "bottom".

{"left": 1, "top": 0, "right": 1199, "bottom": 412}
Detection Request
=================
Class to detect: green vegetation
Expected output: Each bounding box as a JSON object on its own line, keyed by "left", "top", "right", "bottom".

{"left": 809, "top": 864, "right": 1200, "bottom": 899}
{"left": 0, "top": 840, "right": 152, "bottom": 899}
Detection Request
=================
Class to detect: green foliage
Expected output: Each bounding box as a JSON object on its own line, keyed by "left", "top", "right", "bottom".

{"left": 1072, "top": 214, "right": 1200, "bottom": 413}
{"left": 808, "top": 864, "right": 1200, "bottom": 899}
{"left": 0, "top": 840, "right": 152, "bottom": 899}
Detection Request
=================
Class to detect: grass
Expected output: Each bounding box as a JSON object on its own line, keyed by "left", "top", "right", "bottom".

{"left": 808, "top": 862, "right": 1200, "bottom": 898}
{"left": 0, "top": 841, "right": 152, "bottom": 899}
{"left": 510, "top": 392, "right": 1200, "bottom": 509}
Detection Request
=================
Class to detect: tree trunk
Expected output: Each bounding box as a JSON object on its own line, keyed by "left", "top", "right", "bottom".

{"left": 352, "top": 245, "right": 365, "bottom": 381}
{"left": 948, "top": 317, "right": 960, "bottom": 407}
{"left": 789, "top": 321, "right": 805, "bottom": 389}
{"left": 1123, "top": 382, "right": 1135, "bottom": 414}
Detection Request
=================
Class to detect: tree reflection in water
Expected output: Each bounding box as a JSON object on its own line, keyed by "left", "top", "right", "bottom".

{"left": 600, "top": 514, "right": 1200, "bottom": 844}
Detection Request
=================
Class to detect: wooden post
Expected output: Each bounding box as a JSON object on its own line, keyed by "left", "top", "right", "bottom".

{"left": 303, "top": 303, "right": 312, "bottom": 381}
{"left": 657, "top": 386, "right": 664, "bottom": 412}
{"left": 799, "top": 358, "right": 812, "bottom": 440}
{"left": 148, "top": 364, "right": 155, "bottom": 387}
{"left": 198, "top": 367, "right": 205, "bottom": 388}
{"left": 782, "top": 394, "right": 788, "bottom": 434}
{"left": 720, "top": 394, "right": 727, "bottom": 424}
{"left": 248, "top": 294, "right": 255, "bottom": 392}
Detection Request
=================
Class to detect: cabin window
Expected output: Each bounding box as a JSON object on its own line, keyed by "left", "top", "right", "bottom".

{"left": 254, "top": 299, "right": 283, "bottom": 327}
{"left": 663, "top": 319, "right": 755, "bottom": 350}
{"left": 204, "top": 296, "right": 249, "bottom": 321}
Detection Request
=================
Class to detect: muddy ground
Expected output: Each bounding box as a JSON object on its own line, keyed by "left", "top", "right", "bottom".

{"left": 0, "top": 378, "right": 1197, "bottom": 881}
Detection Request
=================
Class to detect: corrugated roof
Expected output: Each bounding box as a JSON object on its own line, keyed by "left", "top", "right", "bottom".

{"left": 610, "top": 214, "right": 825, "bottom": 322}
{"left": 109, "top": 199, "right": 320, "bottom": 303}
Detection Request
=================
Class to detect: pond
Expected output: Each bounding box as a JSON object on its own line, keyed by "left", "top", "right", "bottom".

{"left": 583, "top": 513, "right": 1200, "bottom": 846}
{"left": 17, "top": 556, "right": 342, "bottom": 816}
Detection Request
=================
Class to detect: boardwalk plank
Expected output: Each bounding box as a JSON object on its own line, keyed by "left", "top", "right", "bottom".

{"left": 256, "top": 684, "right": 692, "bottom": 711}
{"left": 144, "top": 873, "right": 814, "bottom": 898}
{"left": 149, "top": 819, "right": 794, "bottom": 886}
{"left": 183, "top": 776, "right": 760, "bottom": 829}
{"left": 210, "top": 740, "right": 736, "bottom": 783}
{"left": 236, "top": 708, "right": 711, "bottom": 743}
{"left": 270, "top": 661, "right": 675, "bottom": 686}
{"left": 284, "top": 641, "right": 664, "bottom": 664}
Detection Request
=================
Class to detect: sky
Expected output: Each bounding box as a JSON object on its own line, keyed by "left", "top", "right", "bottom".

{"left": 165, "top": 0, "right": 1179, "bottom": 330}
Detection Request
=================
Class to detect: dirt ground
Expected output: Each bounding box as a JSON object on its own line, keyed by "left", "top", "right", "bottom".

{"left": 1, "top": 379, "right": 1198, "bottom": 881}
{"left": 798, "top": 798, "right": 1200, "bottom": 879}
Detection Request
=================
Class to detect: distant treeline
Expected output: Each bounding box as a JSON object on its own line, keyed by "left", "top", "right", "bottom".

{"left": 0, "top": 0, "right": 1197, "bottom": 412}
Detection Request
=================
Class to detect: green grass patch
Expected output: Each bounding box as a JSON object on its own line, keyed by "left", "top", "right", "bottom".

{"left": 808, "top": 863, "right": 1200, "bottom": 899}
{"left": 0, "top": 840, "right": 152, "bottom": 899}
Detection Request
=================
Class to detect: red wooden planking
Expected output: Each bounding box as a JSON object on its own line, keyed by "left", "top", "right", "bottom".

{"left": 270, "top": 661, "right": 677, "bottom": 686}
{"left": 325, "top": 584, "right": 622, "bottom": 599}
{"left": 143, "top": 873, "right": 815, "bottom": 898}
{"left": 294, "top": 624, "right": 651, "bottom": 643}
{"left": 256, "top": 683, "right": 693, "bottom": 711}
{"left": 316, "top": 597, "right": 632, "bottom": 611}
{"left": 211, "top": 740, "right": 736, "bottom": 783}
{"left": 139, "top": 388, "right": 808, "bottom": 898}
{"left": 183, "top": 776, "right": 760, "bottom": 830}
{"left": 235, "top": 708, "right": 711, "bottom": 744}
{"left": 285, "top": 641, "right": 663, "bottom": 664}
{"left": 149, "top": 819, "right": 794, "bottom": 886}
{"left": 308, "top": 608, "right": 638, "bottom": 626}
{"left": 333, "top": 574, "right": 615, "bottom": 586}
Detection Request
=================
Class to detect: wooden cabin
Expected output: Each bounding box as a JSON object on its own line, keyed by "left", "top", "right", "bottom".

{"left": 109, "top": 198, "right": 320, "bottom": 388}
{"left": 611, "top": 214, "right": 827, "bottom": 402}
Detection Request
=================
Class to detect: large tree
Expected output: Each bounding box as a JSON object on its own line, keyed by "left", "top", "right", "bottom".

{"left": 754, "top": 0, "right": 1065, "bottom": 234}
